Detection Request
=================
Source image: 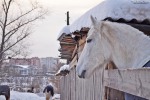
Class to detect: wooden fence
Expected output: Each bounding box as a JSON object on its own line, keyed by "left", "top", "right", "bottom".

{"left": 60, "top": 67, "right": 150, "bottom": 100}
{"left": 60, "top": 67, "right": 103, "bottom": 100}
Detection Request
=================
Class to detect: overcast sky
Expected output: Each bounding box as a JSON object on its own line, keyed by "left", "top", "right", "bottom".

{"left": 29, "top": 0, "right": 103, "bottom": 58}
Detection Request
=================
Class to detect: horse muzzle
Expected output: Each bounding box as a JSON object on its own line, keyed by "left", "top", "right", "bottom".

{"left": 78, "top": 70, "right": 86, "bottom": 78}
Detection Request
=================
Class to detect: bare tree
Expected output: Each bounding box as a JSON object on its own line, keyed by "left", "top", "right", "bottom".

{"left": 0, "top": 0, "right": 48, "bottom": 66}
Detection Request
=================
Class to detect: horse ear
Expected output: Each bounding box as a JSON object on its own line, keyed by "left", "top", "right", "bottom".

{"left": 90, "top": 15, "right": 97, "bottom": 26}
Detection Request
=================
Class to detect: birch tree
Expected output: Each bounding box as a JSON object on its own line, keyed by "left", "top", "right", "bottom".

{"left": 0, "top": 0, "right": 48, "bottom": 66}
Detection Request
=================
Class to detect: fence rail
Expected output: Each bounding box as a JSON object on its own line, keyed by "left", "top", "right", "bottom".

{"left": 60, "top": 67, "right": 103, "bottom": 100}
{"left": 60, "top": 67, "right": 150, "bottom": 100}
{"left": 104, "top": 68, "right": 150, "bottom": 100}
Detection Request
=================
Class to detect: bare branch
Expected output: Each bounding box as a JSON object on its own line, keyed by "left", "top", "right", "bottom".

{"left": 4, "top": 21, "right": 22, "bottom": 37}
{"left": 5, "top": 12, "right": 46, "bottom": 37}
{"left": 7, "top": 0, "right": 13, "bottom": 11}
{"left": 2, "top": 4, "right": 6, "bottom": 13}
{"left": 3, "top": 0, "right": 7, "bottom": 9}
{"left": 0, "top": 20, "right": 3, "bottom": 25}
{"left": 6, "top": 7, "right": 37, "bottom": 26}
{"left": 0, "top": 20, "right": 3, "bottom": 30}
{"left": 6, "top": 48, "right": 22, "bottom": 58}
{"left": 4, "top": 29, "right": 18, "bottom": 43}
{"left": 0, "top": 24, "right": 3, "bottom": 30}
{"left": 2, "top": 0, "right": 13, "bottom": 34}
{"left": 0, "top": 0, "right": 48, "bottom": 65}
{"left": 1, "top": 33, "right": 29, "bottom": 55}
{"left": 2, "top": 0, "right": 12, "bottom": 14}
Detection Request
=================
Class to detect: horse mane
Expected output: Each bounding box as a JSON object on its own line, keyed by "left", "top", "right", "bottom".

{"left": 100, "top": 21, "right": 150, "bottom": 68}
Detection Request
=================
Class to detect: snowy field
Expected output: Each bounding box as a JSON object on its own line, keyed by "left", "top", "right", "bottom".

{"left": 0, "top": 91, "right": 60, "bottom": 100}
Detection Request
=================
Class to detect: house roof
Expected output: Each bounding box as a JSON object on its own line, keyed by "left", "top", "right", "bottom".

{"left": 57, "top": 26, "right": 70, "bottom": 41}
{"left": 58, "top": 0, "right": 150, "bottom": 39}
{"left": 57, "top": 0, "right": 150, "bottom": 60}
{"left": 70, "top": 0, "right": 150, "bottom": 32}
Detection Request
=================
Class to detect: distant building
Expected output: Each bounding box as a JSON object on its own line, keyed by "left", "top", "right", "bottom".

{"left": 9, "top": 57, "right": 41, "bottom": 68}
{"left": 1, "top": 57, "right": 61, "bottom": 93}
{"left": 40, "top": 57, "right": 59, "bottom": 72}
{"left": 8, "top": 65, "right": 37, "bottom": 76}
{"left": 30, "top": 57, "right": 41, "bottom": 68}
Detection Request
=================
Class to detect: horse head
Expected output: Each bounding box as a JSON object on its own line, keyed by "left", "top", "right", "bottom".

{"left": 76, "top": 16, "right": 111, "bottom": 78}
{"left": 76, "top": 16, "right": 150, "bottom": 79}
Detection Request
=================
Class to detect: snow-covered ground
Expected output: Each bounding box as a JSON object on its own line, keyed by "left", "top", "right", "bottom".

{"left": 0, "top": 91, "right": 60, "bottom": 100}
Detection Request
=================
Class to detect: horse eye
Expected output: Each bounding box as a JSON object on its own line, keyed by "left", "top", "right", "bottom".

{"left": 87, "top": 39, "right": 92, "bottom": 43}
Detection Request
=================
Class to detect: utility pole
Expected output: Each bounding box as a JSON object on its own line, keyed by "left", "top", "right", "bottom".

{"left": 66, "top": 11, "right": 70, "bottom": 25}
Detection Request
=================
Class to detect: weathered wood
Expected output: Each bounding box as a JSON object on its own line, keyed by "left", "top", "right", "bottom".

{"left": 58, "top": 33, "right": 66, "bottom": 41}
{"left": 60, "top": 52, "right": 72, "bottom": 56}
{"left": 60, "top": 67, "right": 104, "bottom": 100}
{"left": 61, "top": 39, "right": 75, "bottom": 43}
{"left": 60, "top": 67, "right": 150, "bottom": 100}
{"left": 59, "top": 55, "right": 71, "bottom": 59}
{"left": 104, "top": 68, "right": 150, "bottom": 100}
{"left": 59, "top": 48, "right": 74, "bottom": 52}
{"left": 60, "top": 50, "right": 72, "bottom": 54}
{"left": 60, "top": 46, "right": 75, "bottom": 51}
{"left": 60, "top": 42, "right": 76, "bottom": 45}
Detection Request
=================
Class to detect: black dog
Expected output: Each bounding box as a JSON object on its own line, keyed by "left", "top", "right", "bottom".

{"left": 0, "top": 85, "right": 10, "bottom": 100}
{"left": 43, "top": 85, "right": 54, "bottom": 100}
{"left": 27, "top": 87, "right": 34, "bottom": 93}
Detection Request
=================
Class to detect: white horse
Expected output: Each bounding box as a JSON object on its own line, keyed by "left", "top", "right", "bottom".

{"left": 76, "top": 16, "right": 150, "bottom": 78}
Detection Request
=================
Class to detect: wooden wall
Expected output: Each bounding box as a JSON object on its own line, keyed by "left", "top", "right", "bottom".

{"left": 60, "top": 67, "right": 103, "bottom": 100}
{"left": 60, "top": 68, "right": 150, "bottom": 100}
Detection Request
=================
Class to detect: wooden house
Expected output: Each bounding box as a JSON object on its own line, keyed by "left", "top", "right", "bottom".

{"left": 57, "top": 0, "right": 150, "bottom": 100}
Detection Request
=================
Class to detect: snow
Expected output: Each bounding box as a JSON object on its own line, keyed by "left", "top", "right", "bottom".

{"left": 55, "top": 65, "right": 70, "bottom": 74}
{"left": 0, "top": 91, "right": 60, "bottom": 100}
{"left": 57, "top": 26, "right": 70, "bottom": 40}
{"left": 59, "top": 65, "right": 70, "bottom": 71}
{"left": 16, "top": 65, "right": 29, "bottom": 69}
{"left": 0, "top": 91, "right": 43, "bottom": 100}
{"left": 69, "top": 0, "right": 150, "bottom": 32}
{"left": 52, "top": 94, "right": 60, "bottom": 99}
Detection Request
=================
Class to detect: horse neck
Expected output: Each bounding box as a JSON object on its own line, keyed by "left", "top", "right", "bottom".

{"left": 103, "top": 22, "right": 150, "bottom": 69}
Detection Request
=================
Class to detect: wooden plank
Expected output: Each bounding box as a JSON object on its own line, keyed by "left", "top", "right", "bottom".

{"left": 60, "top": 44, "right": 76, "bottom": 47}
{"left": 59, "top": 48, "right": 74, "bottom": 52}
{"left": 104, "top": 68, "right": 150, "bottom": 99}
{"left": 60, "top": 50, "right": 73, "bottom": 54}
{"left": 58, "top": 33, "right": 66, "bottom": 41}
{"left": 61, "top": 40, "right": 75, "bottom": 43}
{"left": 60, "top": 42, "right": 76, "bottom": 45}
{"left": 60, "top": 52, "right": 72, "bottom": 56}
{"left": 61, "top": 45, "right": 75, "bottom": 48}
{"left": 60, "top": 47, "right": 75, "bottom": 52}
{"left": 59, "top": 54, "right": 72, "bottom": 58}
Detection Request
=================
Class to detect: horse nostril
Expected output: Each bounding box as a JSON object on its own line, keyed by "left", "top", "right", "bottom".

{"left": 78, "top": 70, "right": 86, "bottom": 78}
{"left": 78, "top": 75, "right": 82, "bottom": 78}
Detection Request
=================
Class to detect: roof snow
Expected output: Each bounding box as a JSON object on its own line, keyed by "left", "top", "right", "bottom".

{"left": 0, "top": 91, "right": 43, "bottom": 100}
{"left": 57, "top": 25, "right": 70, "bottom": 41}
{"left": 55, "top": 65, "right": 70, "bottom": 75}
{"left": 58, "top": 65, "right": 70, "bottom": 72}
{"left": 16, "top": 65, "right": 29, "bottom": 69}
{"left": 70, "top": 0, "right": 150, "bottom": 32}
{"left": 58, "top": 0, "right": 150, "bottom": 39}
